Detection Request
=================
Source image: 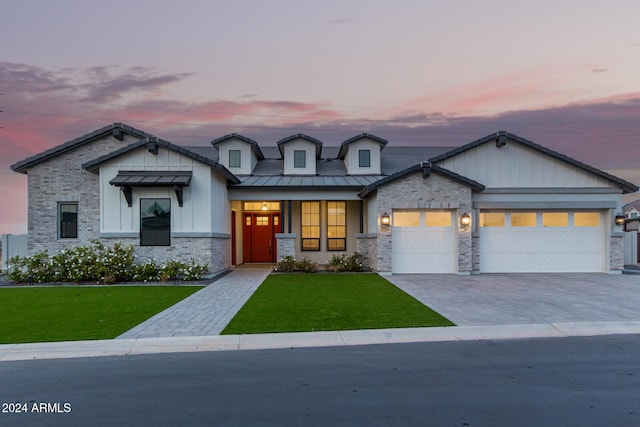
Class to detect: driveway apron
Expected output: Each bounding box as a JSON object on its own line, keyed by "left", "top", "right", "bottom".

{"left": 385, "top": 273, "right": 640, "bottom": 326}
{"left": 117, "top": 268, "right": 270, "bottom": 339}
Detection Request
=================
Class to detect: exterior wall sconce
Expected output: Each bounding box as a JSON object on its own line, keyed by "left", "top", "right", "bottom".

{"left": 381, "top": 212, "right": 391, "bottom": 226}
{"left": 615, "top": 213, "right": 626, "bottom": 226}
{"left": 460, "top": 212, "right": 472, "bottom": 227}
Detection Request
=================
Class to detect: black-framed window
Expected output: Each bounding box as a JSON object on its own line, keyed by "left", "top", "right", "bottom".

{"left": 294, "top": 150, "right": 306, "bottom": 168}
{"left": 59, "top": 202, "right": 78, "bottom": 239}
{"left": 140, "top": 198, "right": 171, "bottom": 246}
{"left": 229, "top": 150, "right": 241, "bottom": 168}
{"left": 301, "top": 201, "right": 320, "bottom": 250}
{"left": 358, "top": 150, "right": 371, "bottom": 168}
{"left": 327, "top": 201, "right": 346, "bottom": 251}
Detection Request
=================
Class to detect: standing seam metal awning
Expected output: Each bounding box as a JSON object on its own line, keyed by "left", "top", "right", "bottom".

{"left": 109, "top": 171, "right": 192, "bottom": 207}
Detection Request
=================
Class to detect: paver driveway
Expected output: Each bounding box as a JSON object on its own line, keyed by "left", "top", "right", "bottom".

{"left": 385, "top": 273, "right": 640, "bottom": 326}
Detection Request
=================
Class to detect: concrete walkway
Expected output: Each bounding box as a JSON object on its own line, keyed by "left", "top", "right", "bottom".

{"left": 118, "top": 268, "right": 270, "bottom": 339}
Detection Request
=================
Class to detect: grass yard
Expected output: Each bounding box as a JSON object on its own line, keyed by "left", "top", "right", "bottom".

{"left": 222, "top": 273, "right": 454, "bottom": 334}
{"left": 0, "top": 286, "right": 203, "bottom": 344}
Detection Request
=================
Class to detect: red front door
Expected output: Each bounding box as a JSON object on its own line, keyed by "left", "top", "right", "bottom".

{"left": 243, "top": 213, "right": 279, "bottom": 262}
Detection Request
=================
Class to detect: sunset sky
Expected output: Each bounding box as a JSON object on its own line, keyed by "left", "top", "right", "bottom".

{"left": 2, "top": 0, "right": 640, "bottom": 234}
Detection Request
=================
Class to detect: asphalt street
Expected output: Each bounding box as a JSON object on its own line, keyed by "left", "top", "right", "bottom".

{"left": 1, "top": 334, "right": 639, "bottom": 426}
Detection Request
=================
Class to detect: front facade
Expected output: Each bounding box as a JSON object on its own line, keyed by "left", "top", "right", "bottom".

{"left": 11, "top": 124, "right": 638, "bottom": 274}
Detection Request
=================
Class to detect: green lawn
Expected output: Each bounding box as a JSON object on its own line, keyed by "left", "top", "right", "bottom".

{"left": 221, "top": 273, "right": 454, "bottom": 334}
{"left": 0, "top": 286, "right": 203, "bottom": 344}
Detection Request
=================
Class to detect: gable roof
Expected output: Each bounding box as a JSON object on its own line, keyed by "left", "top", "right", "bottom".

{"left": 210, "top": 133, "right": 265, "bottom": 160}
{"left": 359, "top": 162, "right": 485, "bottom": 197}
{"left": 11, "top": 123, "right": 152, "bottom": 174}
{"left": 429, "top": 131, "right": 639, "bottom": 194}
{"left": 337, "top": 133, "right": 388, "bottom": 159}
{"left": 82, "top": 137, "right": 240, "bottom": 184}
{"left": 276, "top": 134, "right": 323, "bottom": 158}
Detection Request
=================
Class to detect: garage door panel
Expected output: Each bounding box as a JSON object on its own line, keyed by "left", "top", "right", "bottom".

{"left": 392, "top": 211, "right": 456, "bottom": 273}
{"left": 479, "top": 211, "right": 604, "bottom": 273}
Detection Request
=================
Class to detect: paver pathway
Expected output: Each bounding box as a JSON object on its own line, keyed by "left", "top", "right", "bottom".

{"left": 118, "top": 268, "right": 270, "bottom": 339}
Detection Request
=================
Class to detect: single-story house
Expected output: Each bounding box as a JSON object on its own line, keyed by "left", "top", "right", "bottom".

{"left": 11, "top": 123, "right": 638, "bottom": 274}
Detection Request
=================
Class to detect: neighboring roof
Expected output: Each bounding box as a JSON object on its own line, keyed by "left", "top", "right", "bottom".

{"left": 623, "top": 199, "right": 640, "bottom": 214}
{"left": 337, "top": 133, "right": 388, "bottom": 159}
{"left": 11, "top": 123, "right": 152, "bottom": 173}
{"left": 359, "top": 162, "right": 485, "bottom": 198}
{"left": 276, "top": 134, "right": 323, "bottom": 158}
{"left": 429, "top": 131, "right": 639, "bottom": 194}
{"left": 210, "top": 133, "right": 265, "bottom": 160}
{"left": 109, "top": 171, "right": 192, "bottom": 187}
{"left": 82, "top": 137, "right": 240, "bottom": 184}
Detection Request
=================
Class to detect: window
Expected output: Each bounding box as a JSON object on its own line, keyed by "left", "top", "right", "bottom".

{"left": 574, "top": 212, "right": 600, "bottom": 227}
{"left": 141, "top": 199, "right": 171, "bottom": 246}
{"left": 511, "top": 212, "right": 537, "bottom": 227}
{"left": 543, "top": 212, "right": 568, "bottom": 227}
{"left": 358, "top": 150, "right": 371, "bottom": 168}
{"left": 393, "top": 211, "right": 420, "bottom": 227}
{"left": 480, "top": 212, "right": 504, "bottom": 227}
{"left": 327, "top": 201, "right": 346, "bottom": 251}
{"left": 630, "top": 211, "right": 639, "bottom": 219}
{"left": 294, "top": 150, "right": 306, "bottom": 168}
{"left": 229, "top": 150, "right": 241, "bottom": 168}
{"left": 301, "top": 201, "right": 320, "bottom": 250}
{"left": 59, "top": 203, "right": 78, "bottom": 238}
{"left": 425, "top": 212, "right": 451, "bottom": 227}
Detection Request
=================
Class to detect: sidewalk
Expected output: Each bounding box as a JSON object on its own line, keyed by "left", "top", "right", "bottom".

{"left": 2, "top": 321, "right": 640, "bottom": 362}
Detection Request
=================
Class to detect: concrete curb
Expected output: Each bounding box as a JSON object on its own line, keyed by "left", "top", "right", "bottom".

{"left": 2, "top": 321, "right": 640, "bottom": 362}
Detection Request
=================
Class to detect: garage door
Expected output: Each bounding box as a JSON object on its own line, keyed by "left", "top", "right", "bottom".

{"left": 392, "top": 210, "right": 456, "bottom": 273}
{"left": 479, "top": 211, "right": 604, "bottom": 273}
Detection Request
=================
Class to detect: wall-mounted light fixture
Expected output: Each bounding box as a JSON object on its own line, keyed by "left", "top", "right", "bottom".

{"left": 460, "top": 212, "right": 472, "bottom": 227}
{"left": 381, "top": 212, "right": 391, "bottom": 226}
{"left": 615, "top": 213, "right": 626, "bottom": 226}
{"left": 261, "top": 203, "right": 268, "bottom": 211}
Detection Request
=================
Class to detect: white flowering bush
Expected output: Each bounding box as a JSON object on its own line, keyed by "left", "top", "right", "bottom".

{"left": 7, "top": 240, "right": 209, "bottom": 284}
{"left": 273, "top": 255, "right": 317, "bottom": 273}
{"left": 328, "top": 251, "right": 365, "bottom": 272}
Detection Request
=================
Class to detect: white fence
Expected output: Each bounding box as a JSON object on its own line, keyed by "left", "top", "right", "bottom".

{"left": 1, "top": 234, "right": 28, "bottom": 272}
{"left": 624, "top": 231, "right": 638, "bottom": 266}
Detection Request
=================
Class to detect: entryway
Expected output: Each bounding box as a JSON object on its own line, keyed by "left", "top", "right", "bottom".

{"left": 243, "top": 213, "right": 280, "bottom": 262}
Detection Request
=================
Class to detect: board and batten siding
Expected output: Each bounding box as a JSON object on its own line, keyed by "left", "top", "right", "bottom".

{"left": 282, "top": 139, "right": 317, "bottom": 175}
{"left": 438, "top": 142, "right": 615, "bottom": 189}
{"left": 99, "top": 147, "right": 216, "bottom": 233}
{"left": 343, "top": 138, "right": 382, "bottom": 175}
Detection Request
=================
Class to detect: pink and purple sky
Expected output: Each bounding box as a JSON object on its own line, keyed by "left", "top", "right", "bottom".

{"left": 2, "top": 0, "right": 640, "bottom": 234}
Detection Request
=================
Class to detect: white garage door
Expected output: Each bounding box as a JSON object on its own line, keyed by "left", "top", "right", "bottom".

{"left": 392, "top": 210, "right": 456, "bottom": 273}
{"left": 479, "top": 211, "right": 604, "bottom": 273}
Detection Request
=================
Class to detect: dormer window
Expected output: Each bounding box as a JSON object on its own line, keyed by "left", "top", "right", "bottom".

{"left": 229, "top": 150, "right": 241, "bottom": 168}
{"left": 294, "top": 150, "right": 306, "bottom": 168}
{"left": 359, "top": 150, "right": 371, "bottom": 168}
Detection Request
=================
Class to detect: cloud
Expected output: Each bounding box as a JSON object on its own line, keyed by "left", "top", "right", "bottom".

{"left": 327, "top": 18, "right": 354, "bottom": 24}
{"left": 591, "top": 68, "right": 608, "bottom": 73}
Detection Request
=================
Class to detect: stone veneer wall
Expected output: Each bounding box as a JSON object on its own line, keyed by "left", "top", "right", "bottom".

{"left": 100, "top": 236, "right": 230, "bottom": 273}
{"left": 26, "top": 133, "right": 138, "bottom": 254}
{"left": 471, "top": 234, "right": 480, "bottom": 273}
{"left": 356, "top": 233, "right": 377, "bottom": 271}
{"left": 610, "top": 234, "right": 624, "bottom": 272}
{"left": 374, "top": 172, "right": 474, "bottom": 273}
{"left": 276, "top": 233, "right": 296, "bottom": 259}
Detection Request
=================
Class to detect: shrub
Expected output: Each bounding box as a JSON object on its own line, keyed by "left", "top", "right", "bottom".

{"left": 295, "top": 257, "right": 318, "bottom": 273}
{"left": 6, "top": 241, "right": 208, "bottom": 284}
{"left": 274, "top": 256, "right": 297, "bottom": 273}
{"left": 328, "top": 251, "right": 365, "bottom": 272}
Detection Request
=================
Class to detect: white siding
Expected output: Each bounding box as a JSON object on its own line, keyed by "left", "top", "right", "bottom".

{"left": 210, "top": 170, "right": 231, "bottom": 234}
{"left": 438, "top": 141, "right": 616, "bottom": 189}
{"left": 99, "top": 146, "right": 220, "bottom": 233}
{"left": 215, "top": 138, "right": 258, "bottom": 175}
{"left": 366, "top": 193, "right": 378, "bottom": 233}
{"left": 282, "top": 139, "right": 317, "bottom": 175}
{"left": 344, "top": 139, "right": 382, "bottom": 175}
